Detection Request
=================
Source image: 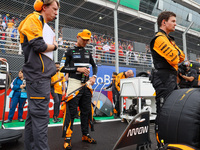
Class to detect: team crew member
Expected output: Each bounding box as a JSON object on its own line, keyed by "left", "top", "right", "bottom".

{"left": 197, "top": 67, "right": 200, "bottom": 87}
{"left": 60, "top": 29, "right": 98, "bottom": 150}
{"left": 18, "top": 0, "right": 60, "bottom": 149}
{"left": 178, "top": 60, "right": 197, "bottom": 88}
{"left": 51, "top": 62, "right": 66, "bottom": 123}
{"left": 114, "top": 70, "right": 134, "bottom": 118}
{"left": 150, "top": 11, "right": 185, "bottom": 147}
{"left": 103, "top": 72, "right": 118, "bottom": 113}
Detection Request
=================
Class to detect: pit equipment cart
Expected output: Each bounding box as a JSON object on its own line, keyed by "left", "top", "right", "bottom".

{"left": 120, "top": 77, "right": 156, "bottom": 121}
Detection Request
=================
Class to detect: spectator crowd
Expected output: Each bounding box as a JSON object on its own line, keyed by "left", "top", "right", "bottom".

{"left": 57, "top": 31, "right": 152, "bottom": 65}
{"left": 0, "top": 12, "right": 154, "bottom": 66}
{"left": 0, "top": 13, "right": 21, "bottom": 54}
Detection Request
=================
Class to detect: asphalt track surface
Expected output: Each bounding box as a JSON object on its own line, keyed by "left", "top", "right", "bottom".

{"left": 0, "top": 120, "right": 157, "bottom": 150}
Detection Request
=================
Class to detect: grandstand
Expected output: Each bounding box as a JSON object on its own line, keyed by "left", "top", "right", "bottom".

{"left": 1, "top": 0, "right": 200, "bottom": 78}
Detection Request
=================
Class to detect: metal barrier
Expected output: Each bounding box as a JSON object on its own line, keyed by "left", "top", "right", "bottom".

{"left": 0, "top": 31, "right": 20, "bottom": 55}
{"left": 0, "top": 33, "right": 152, "bottom": 80}
{"left": 94, "top": 46, "right": 152, "bottom": 66}
{"left": 0, "top": 32, "right": 152, "bottom": 65}
{"left": 0, "top": 0, "right": 154, "bottom": 79}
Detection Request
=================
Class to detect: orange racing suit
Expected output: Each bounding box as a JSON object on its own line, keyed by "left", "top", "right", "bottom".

{"left": 150, "top": 29, "right": 185, "bottom": 143}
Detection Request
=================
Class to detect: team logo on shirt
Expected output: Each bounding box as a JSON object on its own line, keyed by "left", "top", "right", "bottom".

{"left": 73, "top": 55, "right": 81, "bottom": 58}
{"left": 84, "top": 55, "right": 89, "bottom": 59}
{"left": 62, "top": 57, "right": 66, "bottom": 60}
{"left": 61, "top": 60, "right": 65, "bottom": 63}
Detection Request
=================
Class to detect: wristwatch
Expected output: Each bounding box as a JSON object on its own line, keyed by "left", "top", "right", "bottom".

{"left": 53, "top": 44, "right": 57, "bottom": 51}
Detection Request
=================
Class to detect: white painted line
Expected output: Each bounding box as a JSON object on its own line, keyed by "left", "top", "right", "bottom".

{"left": 7, "top": 119, "right": 122, "bottom": 130}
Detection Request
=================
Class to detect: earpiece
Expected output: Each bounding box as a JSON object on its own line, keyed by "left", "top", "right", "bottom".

{"left": 34, "top": 0, "right": 44, "bottom": 12}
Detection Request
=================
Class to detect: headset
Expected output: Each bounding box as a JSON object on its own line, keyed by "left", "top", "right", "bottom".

{"left": 34, "top": 0, "right": 44, "bottom": 12}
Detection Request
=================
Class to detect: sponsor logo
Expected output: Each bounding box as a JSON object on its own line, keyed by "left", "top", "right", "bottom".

{"left": 73, "top": 55, "right": 81, "bottom": 58}
{"left": 127, "top": 126, "right": 148, "bottom": 137}
{"left": 74, "top": 63, "right": 90, "bottom": 67}
{"left": 180, "top": 94, "right": 185, "bottom": 101}
{"left": 85, "top": 55, "right": 89, "bottom": 59}
{"left": 142, "top": 81, "right": 150, "bottom": 83}
{"left": 62, "top": 57, "right": 66, "bottom": 60}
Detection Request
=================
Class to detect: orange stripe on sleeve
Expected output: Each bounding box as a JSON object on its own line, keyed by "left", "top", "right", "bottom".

{"left": 154, "top": 36, "right": 185, "bottom": 70}
{"left": 30, "top": 97, "right": 45, "bottom": 99}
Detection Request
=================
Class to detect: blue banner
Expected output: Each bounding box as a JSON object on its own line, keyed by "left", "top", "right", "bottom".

{"left": 90, "top": 65, "right": 136, "bottom": 90}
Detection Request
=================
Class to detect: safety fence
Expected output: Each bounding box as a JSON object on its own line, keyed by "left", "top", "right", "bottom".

{"left": 58, "top": 40, "right": 152, "bottom": 66}
{"left": 94, "top": 46, "right": 152, "bottom": 66}
{"left": 0, "top": 31, "right": 21, "bottom": 55}
{"left": 0, "top": 36, "right": 152, "bottom": 80}
{"left": 0, "top": 0, "right": 155, "bottom": 80}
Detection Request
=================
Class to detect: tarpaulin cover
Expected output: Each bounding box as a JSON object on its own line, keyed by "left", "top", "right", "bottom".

{"left": 0, "top": 129, "right": 22, "bottom": 144}
{"left": 159, "top": 88, "right": 200, "bottom": 148}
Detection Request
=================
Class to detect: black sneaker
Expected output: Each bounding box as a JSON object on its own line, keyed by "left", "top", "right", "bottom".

{"left": 64, "top": 138, "right": 72, "bottom": 150}
{"left": 82, "top": 134, "right": 97, "bottom": 144}
{"left": 53, "top": 118, "right": 57, "bottom": 123}
{"left": 4, "top": 120, "right": 12, "bottom": 123}
{"left": 113, "top": 113, "right": 118, "bottom": 119}
{"left": 18, "top": 119, "right": 24, "bottom": 122}
{"left": 56, "top": 118, "right": 61, "bottom": 122}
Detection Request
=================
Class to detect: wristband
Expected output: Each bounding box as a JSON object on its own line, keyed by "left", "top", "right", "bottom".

{"left": 93, "top": 75, "right": 97, "bottom": 78}
{"left": 53, "top": 44, "right": 57, "bottom": 51}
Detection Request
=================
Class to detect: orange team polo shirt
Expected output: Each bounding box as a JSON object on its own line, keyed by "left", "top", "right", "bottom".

{"left": 51, "top": 71, "right": 66, "bottom": 94}
{"left": 7, "top": 22, "right": 14, "bottom": 28}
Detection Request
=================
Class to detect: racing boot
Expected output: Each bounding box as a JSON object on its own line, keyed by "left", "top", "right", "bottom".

{"left": 82, "top": 134, "right": 97, "bottom": 144}
{"left": 64, "top": 138, "right": 72, "bottom": 150}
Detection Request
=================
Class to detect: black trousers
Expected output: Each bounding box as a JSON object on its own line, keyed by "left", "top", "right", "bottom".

{"left": 151, "top": 70, "right": 177, "bottom": 129}
{"left": 112, "top": 88, "right": 118, "bottom": 106}
{"left": 67, "top": 85, "right": 92, "bottom": 136}
{"left": 115, "top": 90, "right": 120, "bottom": 116}
{"left": 25, "top": 79, "right": 51, "bottom": 150}
{"left": 51, "top": 87, "right": 62, "bottom": 118}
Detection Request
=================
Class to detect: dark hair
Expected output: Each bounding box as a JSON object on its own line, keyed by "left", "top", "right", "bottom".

{"left": 55, "top": 62, "right": 60, "bottom": 65}
{"left": 113, "top": 72, "right": 117, "bottom": 76}
{"left": 157, "top": 11, "right": 176, "bottom": 28}
{"left": 19, "top": 69, "right": 23, "bottom": 73}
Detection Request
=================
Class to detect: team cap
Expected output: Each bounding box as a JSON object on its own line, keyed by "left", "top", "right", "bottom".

{"left": 77, "top": 29, "right": 91, "bottom": 40}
